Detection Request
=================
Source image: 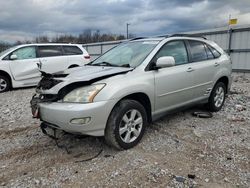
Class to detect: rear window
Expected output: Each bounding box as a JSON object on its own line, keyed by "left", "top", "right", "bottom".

{"left": 38, "top": 46, "right": 63, "bottom": 57}
{"left": 62, "top": 46, "right": 83, "bottom": 55}
{"left": 189, "top": 40, "right": 208, "bottom": 62}
{"left": 204, "top": 44, "right": 214, "bottom": 59}
{"left": 208, "top": 45, "right": 221, "bottom": 58}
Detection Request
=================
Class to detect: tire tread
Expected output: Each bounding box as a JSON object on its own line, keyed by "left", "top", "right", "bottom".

{"left": 105, "top": 99, "right": 147, "bottom": 150}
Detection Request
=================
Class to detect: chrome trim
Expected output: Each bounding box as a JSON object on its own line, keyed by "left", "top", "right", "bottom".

{"left": 158, "top": 81, "right": 213, "bottom": 97}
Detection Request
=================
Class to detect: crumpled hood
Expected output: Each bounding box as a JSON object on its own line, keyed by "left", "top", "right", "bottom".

{"left": 37, "top": 65, "right": 133, "bottom": 94}
{"left": 64, "top": 65, "right": 133, "bottom": 80}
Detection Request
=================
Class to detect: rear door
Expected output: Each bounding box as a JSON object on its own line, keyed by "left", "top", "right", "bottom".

{"left": 153, "top": 40, "right": 194, "bottom": 114}
{"left": 38, "top": 45, "right": 68, "bottom": 73}
{"left": 8, "top": 46, "right": 41, "bottom": 83}
{"left": 62, "top": 45, "right": 85, "bottom": 66}
{"left": 187, "top": 40, "right": 220, "bottom": 99}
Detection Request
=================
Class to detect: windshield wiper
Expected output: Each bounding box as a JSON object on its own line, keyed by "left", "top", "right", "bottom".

{"left": 120, "top": 64, "right": 130, "bottom": 68}
{"left": 86, "top": 61, "right": 93, "bottom": 65}
{"left": 92, "top": 62, "right": 119, "bottom": 67}
{"left": 88, "top": 62, "right": 131, "bottom": 68}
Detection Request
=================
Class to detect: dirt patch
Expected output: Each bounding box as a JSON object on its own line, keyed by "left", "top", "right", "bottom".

{"left": 0, "top": 73, "right": 249, "bottom": 187}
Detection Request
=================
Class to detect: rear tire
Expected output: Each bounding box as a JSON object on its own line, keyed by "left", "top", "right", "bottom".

{"left": 207, "top": 82, "right": 226, "bottom": 112}
{"left": 105, "top": 99, "right": 147, "bottom": 150}
{"left": 0, "top": 75, "right": 11, "bottom": 93}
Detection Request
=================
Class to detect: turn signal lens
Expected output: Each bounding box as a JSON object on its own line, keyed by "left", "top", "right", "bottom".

{"left": 70, "top": 117, "right": 91, "bottom": 125}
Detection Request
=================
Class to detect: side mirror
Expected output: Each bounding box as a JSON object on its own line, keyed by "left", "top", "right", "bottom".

{"left": 10, "top": 54, "right": 18, "bottom": 60}
{"left": 156, "top": 56, "right": 175, "bottom": 69}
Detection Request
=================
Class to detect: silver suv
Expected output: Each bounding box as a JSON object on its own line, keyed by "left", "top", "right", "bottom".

{"left": 31, "top": 35, "right": 232, "bottom": 149}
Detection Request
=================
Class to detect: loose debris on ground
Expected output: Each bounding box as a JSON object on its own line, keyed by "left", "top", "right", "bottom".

{"left": 0, "top": 73, "right": 249, "bottom": 187}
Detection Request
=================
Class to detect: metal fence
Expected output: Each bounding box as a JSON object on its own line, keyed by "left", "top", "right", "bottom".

{"left": 82, "top": 40, "right": 124, "bottom": 60}
{"left": 188, "top": 25, "right": 250, "bottom": 72}
{"left": 82, "top": 25, "right": 250, "bottom": 72}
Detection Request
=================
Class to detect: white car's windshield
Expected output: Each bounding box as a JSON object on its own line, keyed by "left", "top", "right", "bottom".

{"left": 0, "top": 46, "right": 15, "bottom": 57}
{"left": 91, "top": 40, "right": 159, "bottom": 68}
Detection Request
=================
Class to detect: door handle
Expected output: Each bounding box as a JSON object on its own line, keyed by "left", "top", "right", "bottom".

{"left": 187, "top": 67, "right": 194, "bottom": 72}
{"left": 214, "top": 62, "right": 220, "bottom": 67}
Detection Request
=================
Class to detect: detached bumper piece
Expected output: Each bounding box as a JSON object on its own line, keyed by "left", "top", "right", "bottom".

{"left": 30, "top": 94, "right": 58, "bottom": 118}
{"left": 30, "top": 95, "right": 41, "bottom": 118}
{"left": 40, "top": 122, "right": 70, "bottom": 154}
{"left": 40, "top": 122, "right": 58, "bottom": 140}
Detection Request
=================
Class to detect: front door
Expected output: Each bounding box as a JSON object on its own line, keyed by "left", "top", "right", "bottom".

{"left": 153, "top": 40, "right": 194, "bottom": 114}
{"left": 9, "top": 46, "right": 41, "bottom": 84}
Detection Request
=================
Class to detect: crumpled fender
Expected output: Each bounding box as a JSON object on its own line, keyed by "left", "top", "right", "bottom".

{"left": 36, "top": 65, "right": 133, "bottom": 95}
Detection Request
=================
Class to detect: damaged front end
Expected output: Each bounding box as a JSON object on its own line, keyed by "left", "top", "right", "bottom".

{"left": 37, "top": 71, "right": 67, "bottom": 90}
{"left": 30, "top": 66, "right": 133, "bottom": 118}
{"left": 30, "top": 71, "right": 66, "bottom": 118}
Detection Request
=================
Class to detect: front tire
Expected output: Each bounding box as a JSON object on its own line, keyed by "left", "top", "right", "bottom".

{"left": 207, "top": 82, "right": 226, "bottom": 112}
{"left": 0, "top": 75, "right": 11, "bottom": 93}
{"left": 105, "top": 99, "right": 147, "bottom": 150}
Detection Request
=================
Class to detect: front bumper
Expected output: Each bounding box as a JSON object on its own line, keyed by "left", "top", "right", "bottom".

{"left": 38, "top": 100, "right": 117, "bottom": 136}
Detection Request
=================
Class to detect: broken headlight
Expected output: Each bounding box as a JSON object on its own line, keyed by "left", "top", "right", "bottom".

{"left": 63, "top": 84, "right": 105, "bottom": 103}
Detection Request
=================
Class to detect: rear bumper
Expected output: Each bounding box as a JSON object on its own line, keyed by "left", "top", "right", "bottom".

{"left": 39, "top": 100, "right": 117, "bottom": 136}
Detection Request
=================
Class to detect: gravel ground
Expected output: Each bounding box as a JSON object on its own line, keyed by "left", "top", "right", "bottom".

{"left": 0, "top": 73, "right": 249, "bottom": 188}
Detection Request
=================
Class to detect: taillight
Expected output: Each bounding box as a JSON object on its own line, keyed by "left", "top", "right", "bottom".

{"left": 84, "top": 55, "right": 90, "bottom": 59}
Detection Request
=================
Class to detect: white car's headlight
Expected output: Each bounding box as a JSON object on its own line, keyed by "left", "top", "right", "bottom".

{"left": 63, "top": 84, "right": 105, "bottom": 103}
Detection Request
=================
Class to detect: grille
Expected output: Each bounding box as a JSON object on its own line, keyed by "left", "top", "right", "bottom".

{"left": 37, "top": 77, "right": 62, "bottom": 90}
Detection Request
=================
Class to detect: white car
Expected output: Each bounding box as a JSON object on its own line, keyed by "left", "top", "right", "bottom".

{"left": 0, "top": 43, "right": 90, "bottom": 92}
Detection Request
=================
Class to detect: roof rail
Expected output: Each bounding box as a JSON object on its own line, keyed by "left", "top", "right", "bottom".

{"left": 129, "top": 37, "right": 147, "bottom": 41}
{"left": 170, "top": 34, "right": 207, "bottom": 39}
{"left": 155, "top": 34, "right": 170, "bottom": 38}
{"left": 129, "top": 35, "right": 171, "bottom": 40}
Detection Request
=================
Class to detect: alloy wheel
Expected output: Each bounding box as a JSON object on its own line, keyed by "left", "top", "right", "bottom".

{"left": 119, "top": 109, "right": 143, "bottom": 143}
{"left": 214, "top": 86, "right": 225, "bottom": 108}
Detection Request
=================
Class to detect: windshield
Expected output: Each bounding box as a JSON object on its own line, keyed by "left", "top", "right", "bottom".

{"left": 91, "top": 40, "right": 159, "bottom": 68}
{"left": 0, "top": 46, "right": 15, "bottom": 57}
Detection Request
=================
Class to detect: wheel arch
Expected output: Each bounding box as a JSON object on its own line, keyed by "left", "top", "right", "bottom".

{"left": 114, "top": 92, "right": 152, "bottom": 123}
{"left": 215, "top": 76, "right": 229, "bottom": 93}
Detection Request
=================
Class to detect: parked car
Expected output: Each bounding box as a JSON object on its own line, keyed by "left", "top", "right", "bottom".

{"left": 0, "top": 43, "right": 90, "bottom": 92}
{"left": 31, "top": 35, "right": 232, "bottom": 149}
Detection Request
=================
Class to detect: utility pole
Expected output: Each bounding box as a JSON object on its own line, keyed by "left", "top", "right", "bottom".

{"left": 126, "top": 23, "right": 130, "bottom": 39}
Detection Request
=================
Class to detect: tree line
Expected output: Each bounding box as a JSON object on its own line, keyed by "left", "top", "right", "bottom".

{"left": 0, "top": 29, "right": 135, "bottom": 52}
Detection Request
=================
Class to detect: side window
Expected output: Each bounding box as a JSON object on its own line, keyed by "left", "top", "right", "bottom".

{"left": 155, "top": 41, "right": 188, "bottom": 65}
{"left": 12, "top": 46, "right": 36, "bottom": 60}
{"left": 208, "top": 45, "right": 221, "bottom": 58}
{"left": 189, "top": 40, "right": 208, "bottom": 62}
{"left": 63, "top": 46, "right": 83, "bottom": 55}
{"left": 38, "top": 46, "right": 63, "bottom": 57}
{"left": 204, "top": 44, "right": 214, "bottom": 59}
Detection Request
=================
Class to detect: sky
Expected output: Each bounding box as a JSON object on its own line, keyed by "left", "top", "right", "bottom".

{"left": 0, "top": 0, "right": 250, "bottom": 43}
